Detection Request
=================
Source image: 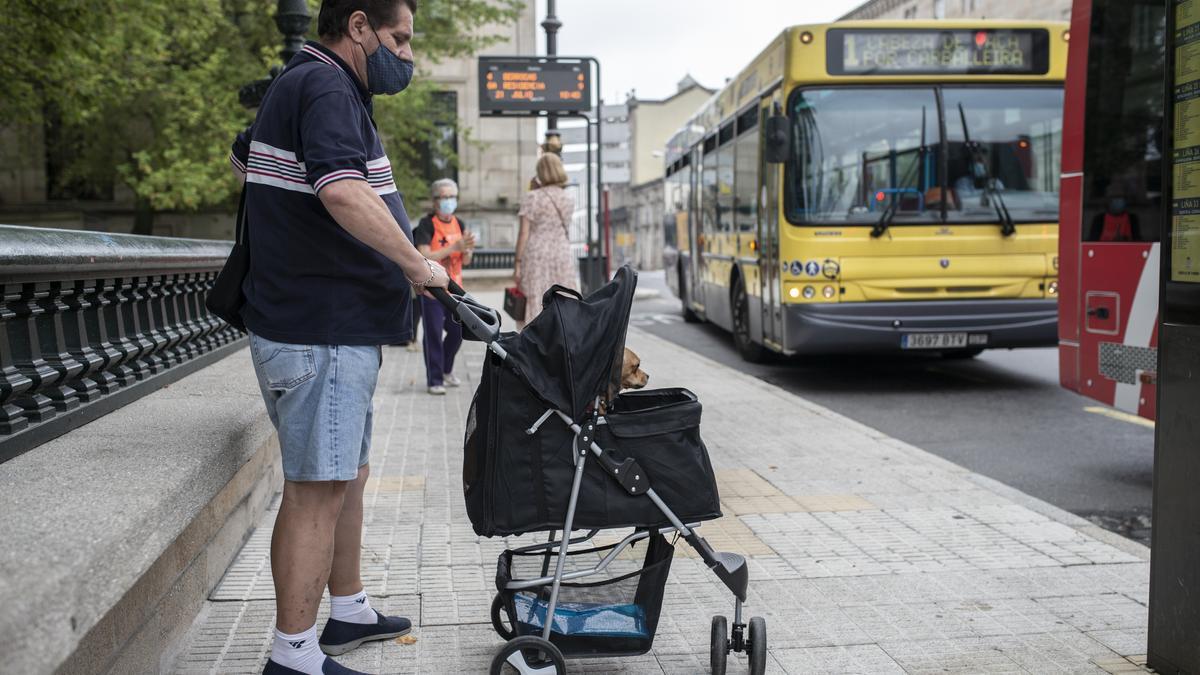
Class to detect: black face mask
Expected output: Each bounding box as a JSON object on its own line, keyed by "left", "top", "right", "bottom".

{"left": 359, "top": 28, "right": 414, "bottom": 95}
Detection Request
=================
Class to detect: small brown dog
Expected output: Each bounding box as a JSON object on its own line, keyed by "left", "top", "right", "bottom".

{"left": 602, "top": 347, "right": 649, "bottom": 411}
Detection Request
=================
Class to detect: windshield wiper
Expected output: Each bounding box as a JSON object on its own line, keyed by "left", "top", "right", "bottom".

{"left": 872, "top": 199, "right": 898, "bottom": 238}
{"left": 958, "top": 103, "right": 1015, "bottom": 237}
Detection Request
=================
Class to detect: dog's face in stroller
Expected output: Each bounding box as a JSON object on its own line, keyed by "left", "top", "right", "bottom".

{"left": 620, "top": 347, "right": 649, "bottom": 391}
{"left": 601, "top": 348, "right": 648, "bottom": 412}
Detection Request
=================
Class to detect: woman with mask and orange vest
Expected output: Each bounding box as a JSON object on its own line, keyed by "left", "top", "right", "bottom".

{"left": 413, "top": 178, "right": 475, "bottom": 394}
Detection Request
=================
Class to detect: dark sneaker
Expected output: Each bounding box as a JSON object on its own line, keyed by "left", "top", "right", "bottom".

{"left": 262, "top": 657, "right": 369, "bottom": 674}
{"left": 319, "top": 609, "right": 412, "bottom": 656}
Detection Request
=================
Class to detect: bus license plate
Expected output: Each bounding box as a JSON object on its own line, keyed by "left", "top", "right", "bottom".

{"left": 902, "top": 332, "right": 969, "bottom": 350}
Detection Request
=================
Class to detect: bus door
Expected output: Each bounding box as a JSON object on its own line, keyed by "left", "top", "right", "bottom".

{"left": 686, "top": 146, "right": 704, "bottom": 312}
{"left": 758, "top": 95, "right": 784, "bottom": 348}
{"left": 1078, "top": 241, "right": 1160, "bottom": 418}
{"left": 1060, "top": 0, "right": 1165, "bottom": 420}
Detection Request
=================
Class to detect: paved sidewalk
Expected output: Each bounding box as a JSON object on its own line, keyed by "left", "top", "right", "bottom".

{"left": 174, "top": 295, "right": 1150, "bottom": 674}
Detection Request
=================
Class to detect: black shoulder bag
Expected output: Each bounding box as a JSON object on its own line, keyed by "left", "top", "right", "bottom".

{"left": 205, "top": 184, "right": 250, "bottom": 332}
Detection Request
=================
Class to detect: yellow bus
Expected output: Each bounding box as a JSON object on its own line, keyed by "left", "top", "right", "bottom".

{"left": 662, "top": 21, "right": 1068, "bottom": 361}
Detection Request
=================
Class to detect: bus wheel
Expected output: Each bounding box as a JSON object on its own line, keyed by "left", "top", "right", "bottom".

{"left": 942, "top": 348, "right": 984, "bottom": 359}
{"left": 732, "top": 276, "right": 768, "bottom": 363}
{"left": 680, "top": 269, "right": 702, "bottom": 323}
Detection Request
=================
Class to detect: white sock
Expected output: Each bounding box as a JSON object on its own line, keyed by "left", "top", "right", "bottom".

{"left": 330, "top": 589, "right": 377, "bottom": 625}
{"left": 271, "top": 624, "right": 326, "bottom": 674}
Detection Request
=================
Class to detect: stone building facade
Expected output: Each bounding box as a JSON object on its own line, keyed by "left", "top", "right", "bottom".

{"left": 624, "top": 77, "right": 714, "bottom": 270}
{"left": 841, "top": 0, "right": 1071, "bottom": 21}
{"left": 423, "top": 6, "right": 538, "bottom": 248}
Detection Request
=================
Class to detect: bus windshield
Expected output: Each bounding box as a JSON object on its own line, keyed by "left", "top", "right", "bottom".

{"left": 785, "top": 86, "right": 1063, "bottom": 226}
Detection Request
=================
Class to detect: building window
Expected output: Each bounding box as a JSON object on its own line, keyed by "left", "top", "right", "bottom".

{"left": 418, "top": 91, "right": 458, "bottom": 184}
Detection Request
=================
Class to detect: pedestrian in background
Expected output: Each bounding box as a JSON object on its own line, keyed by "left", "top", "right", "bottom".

{"left": 414, "top": 178, "right": 475, "bottom": 394}
{"left": 514, "top": 152, "right": 578, "bottom": 328}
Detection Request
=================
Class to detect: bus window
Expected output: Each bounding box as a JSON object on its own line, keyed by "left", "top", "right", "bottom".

{"left": 943, "top": 87, "right": 1063, "bottom": 224}
{"left": 663, "top": 166, "right": 678, "bottom": 250}
{"left": 735, "top": 109, "right": 759, "bottom": 233}
{"left": 785, "top": 88, "right": 940, "bottom": 225}
{"left": 718, "top": 122, "right": 735, "bottom": 233}
{"left": 701, "top": 135, "right": 718, "bottom": 239}
{"left": 1081, "top": 0, "right": 1164, "bottom": 243}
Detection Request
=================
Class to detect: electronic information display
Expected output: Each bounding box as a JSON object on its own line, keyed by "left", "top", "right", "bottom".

{"left": 479, "top": 58, "right": 590, "bottom": 115}
{"left": 827, "top": 29, "right": 1050, "bottom": 76}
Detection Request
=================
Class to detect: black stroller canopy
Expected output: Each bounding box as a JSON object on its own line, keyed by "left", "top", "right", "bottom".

{"left": 498, "top": 266, "right": 637, "bottom": 421}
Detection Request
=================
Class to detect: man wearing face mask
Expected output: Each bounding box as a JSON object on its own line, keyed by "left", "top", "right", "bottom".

{"left": 413, "top": 178, "right": 475, "bottom": 394}
{"left": 228, "top": 2, "right": 445, "bottom": 673}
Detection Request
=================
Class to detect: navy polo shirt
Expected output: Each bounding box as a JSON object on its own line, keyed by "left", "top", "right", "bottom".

{"left": 230, "top": 41, "right": 412, "bottom": 346}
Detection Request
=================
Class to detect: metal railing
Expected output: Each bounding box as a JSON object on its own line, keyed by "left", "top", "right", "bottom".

{"left": 0, "top": 225, "right": 245, "bottom": 464}
{"left": 466, "top": 248, "right": 515, "bottom": 270}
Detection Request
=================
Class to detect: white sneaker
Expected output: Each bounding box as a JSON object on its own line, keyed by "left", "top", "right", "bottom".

{"left": 444, "top": 374, "right": 462, "bottom": 387}
{"left": 427, "top": 385, "right": 446, "bottom": 395}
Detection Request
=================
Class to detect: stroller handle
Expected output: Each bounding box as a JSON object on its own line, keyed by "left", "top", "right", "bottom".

{"left": 429, "top": 280, "right": 502, "bottom": 343}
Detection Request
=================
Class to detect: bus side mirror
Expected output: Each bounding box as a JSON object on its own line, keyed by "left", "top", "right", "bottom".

{"left": 764, "top": 115, "right": 791, "bottom": 164}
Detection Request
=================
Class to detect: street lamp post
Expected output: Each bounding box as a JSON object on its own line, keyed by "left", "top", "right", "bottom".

{"left": 542, "top": 0, "right": 562, "bottom": 135}
{"left": 239, "top": 0, "right": 312, "bottom": 109}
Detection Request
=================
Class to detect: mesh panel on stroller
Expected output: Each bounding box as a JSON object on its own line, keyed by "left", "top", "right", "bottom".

{"left": 496, "top": 533, "right": 675, "bottom": 657}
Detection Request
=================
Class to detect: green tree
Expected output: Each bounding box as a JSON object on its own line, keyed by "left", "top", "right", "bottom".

{"left": 0, "top": 0, "right": 523, "bottom": 234}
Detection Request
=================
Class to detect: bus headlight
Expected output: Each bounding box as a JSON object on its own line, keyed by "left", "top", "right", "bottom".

{"left": 822, "top": 285, "right": 836, "bottom": 299}
{"left": 803, "top": 286, "right": 816, "bottom": 299}
{"left": 1047, "top": 280, "right": 1059, "bottom": 296}
{"left": 789, "top": 287, "right": 801, "bottom": 299}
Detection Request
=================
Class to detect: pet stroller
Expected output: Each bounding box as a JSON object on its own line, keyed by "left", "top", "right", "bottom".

{"left": 432, "top": 266, "right": 765, "bottom": 674}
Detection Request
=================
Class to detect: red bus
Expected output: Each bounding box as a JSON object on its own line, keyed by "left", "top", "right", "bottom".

{"left": 1059, "top": 0, "right": 1164, "bottom": 420}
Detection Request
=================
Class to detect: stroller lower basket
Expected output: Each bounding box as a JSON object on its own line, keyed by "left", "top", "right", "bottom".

{"left": 496, "top": 532, "right": 675, "bottom": 657}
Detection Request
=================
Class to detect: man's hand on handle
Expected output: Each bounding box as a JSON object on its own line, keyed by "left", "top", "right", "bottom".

{"left": 406, "top": 257, "right": 450, "bottom": 297}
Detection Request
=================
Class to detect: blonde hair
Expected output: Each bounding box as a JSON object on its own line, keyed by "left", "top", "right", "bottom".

{"left": 541, "top": 134, "right": 563, "bottom": 155}
{"left": 535, "top": 152, "right": 569, "bottom": 188}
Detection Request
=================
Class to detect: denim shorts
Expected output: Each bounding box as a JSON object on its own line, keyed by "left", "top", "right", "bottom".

{"left": 248, "top": 333, "right": 381, "bottom": 482}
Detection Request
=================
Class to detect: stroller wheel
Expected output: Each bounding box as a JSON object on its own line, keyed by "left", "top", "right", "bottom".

{"left": 710, "top": 615, "right": 728, "bottom": 675}
{"left": 491, "top": 593, "right": 515, "bottom": 640}
{"left": 490, "top": 635, "right": 566, "bottom": 675}
{"left": 748, "top": 616, "right": 767, "bottom": 675}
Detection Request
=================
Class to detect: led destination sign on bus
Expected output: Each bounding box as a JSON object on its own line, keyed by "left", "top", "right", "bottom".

{"left": 479, "top": 57, "right": 590, "bottom": 114}
{"left": 827, "top": 29, "right": 1050, "bottom": 76}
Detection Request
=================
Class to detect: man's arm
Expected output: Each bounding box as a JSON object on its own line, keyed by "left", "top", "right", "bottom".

{"left": 230, "top": 125, "right": 251, "bottom": 185}
{"left": 319, "top": 180, "right": 449, "bottom": 288}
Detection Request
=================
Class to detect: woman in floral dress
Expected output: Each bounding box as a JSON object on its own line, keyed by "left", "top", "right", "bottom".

{"left": 513, "top": 152, "right": 579, "bottom": 328}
